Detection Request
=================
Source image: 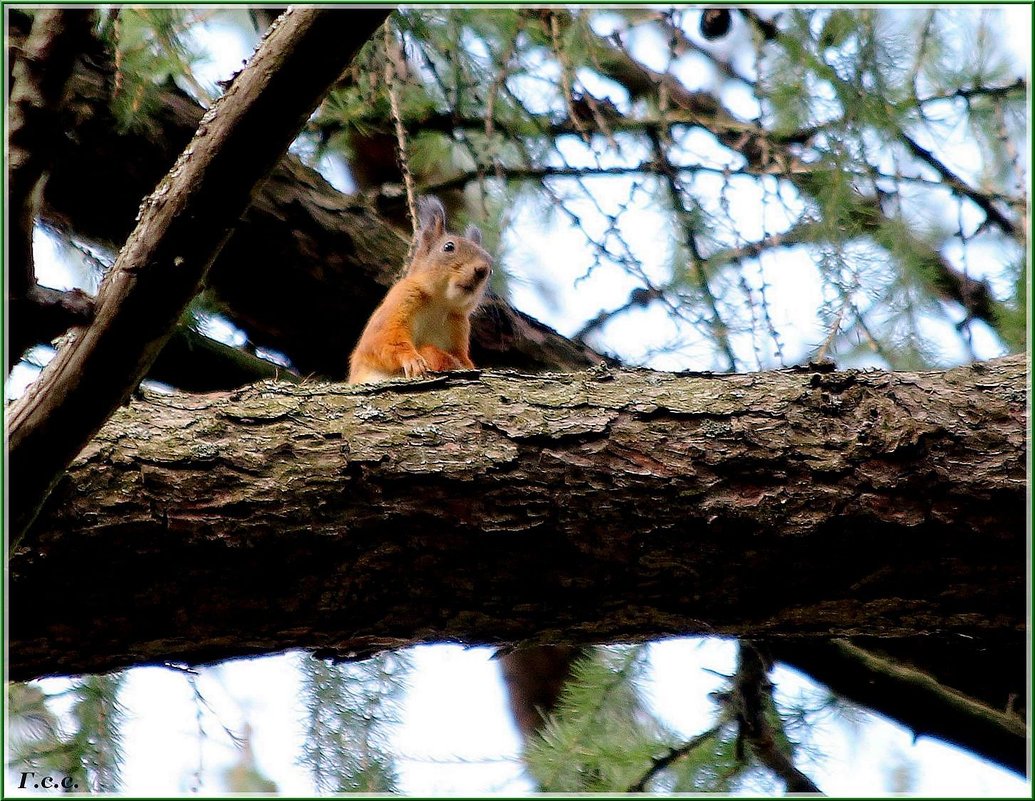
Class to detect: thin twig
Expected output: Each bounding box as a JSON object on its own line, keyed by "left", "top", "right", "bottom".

{"left": 899, "top": 131, "right": 1017, "bottom": 238}
{"left": 651, "top": 134, "right": 738, "bottom": 372}
{"left": 549, "top": 11, "right": 590, "bottom": 145}
{"left": 626, "top": 724, "right": 723, "bottom": 792}
{"left": 917, "top": 77, "right": 1026, "bottom": 106}
{"left": 383, "top": 18, "right": 418, "bottom": 235}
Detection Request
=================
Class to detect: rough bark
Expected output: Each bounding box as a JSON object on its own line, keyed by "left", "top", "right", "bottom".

{"left": 9, "top": 354, "right": 1025, "bottom": 681}
{"left": 4, "top": 10, "right": 602, "bottom": 378}
{"left": 6, "top": 8, "right": 391, "bottom": 544}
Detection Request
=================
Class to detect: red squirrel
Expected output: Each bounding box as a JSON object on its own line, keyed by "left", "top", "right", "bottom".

{"left": 348, "top": 197, "right": 492, "bottom": 384}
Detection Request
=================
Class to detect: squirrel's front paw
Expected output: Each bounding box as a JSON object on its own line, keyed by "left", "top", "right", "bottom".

{"left": 401, "top": 353, "right": 431, "bottom": 378}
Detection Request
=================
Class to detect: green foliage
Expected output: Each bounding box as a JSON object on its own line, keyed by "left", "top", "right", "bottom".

{"left": 995, "top": 264, "right": 1029, "bottom": 351}
{"left": 524, "top": 647, "right": 672, "bottom": 792}
{"left": 298, "top": 651, "right": 411, "bottom": 793}
{"left": 7, "top": 683, "right": 67, "bottom": 776}
{"left": 103, "top": 8, "right": 205, "bottom": 131}
{"left": 7, "top": 674, "right": 126, "bottom": 793}
{"left": 523, "top": 646, "right": 848, "bottom": 793}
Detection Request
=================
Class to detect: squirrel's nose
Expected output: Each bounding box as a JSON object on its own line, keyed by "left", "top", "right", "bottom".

{"left": 474, "top": 263, "right": 490, "bottom": 281}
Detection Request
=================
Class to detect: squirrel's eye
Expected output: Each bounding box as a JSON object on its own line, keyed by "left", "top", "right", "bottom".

{"left": 442, "top": 241, "right": 456, "bottom": 253}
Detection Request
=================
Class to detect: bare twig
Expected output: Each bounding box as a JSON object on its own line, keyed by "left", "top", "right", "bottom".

{"left": 545, "top": 9, "right": 1014, "bottom": 340}
{"left": 548, "top": 11, "right": 590, "bottom": 145}
{"left": 626, "top": 724, "right": 723, "bottom": 792}
{"left": 651, "top": 135, "right": 739, "bottom": 372}
{"left": 917, "top": 77, "right": 1026, "bottom": 106}
{"left": 899, "top": 132, "right": 1017, "bottom": 238}
{"left": 383, "top": 18, "right": 419, "bottom": 235}
{"left": 574, "top": 286, "right": 663, "bottom": 342}
{"left": 993, "top": 99, "right": 1028, "bottom": 245}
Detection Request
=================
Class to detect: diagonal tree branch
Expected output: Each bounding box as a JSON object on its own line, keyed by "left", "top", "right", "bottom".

{"left": 4, "top": 10, "right": 602, "bottom": 379}
{"left": 769, "top": 638, "right": 1028, "bottom": 776}
{"left": 6, "top": 7, "right": 391, "bottom": 547}
{"left": 899, "top": 131, "right": 1018, "bottom": 238}
{"left": 150, "top": 325, "right": 301, "bottom": 391}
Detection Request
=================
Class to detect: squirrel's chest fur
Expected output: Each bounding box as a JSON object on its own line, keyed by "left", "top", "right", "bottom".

{"left": 409, "top": 304, "right": 457, "bottom": 350}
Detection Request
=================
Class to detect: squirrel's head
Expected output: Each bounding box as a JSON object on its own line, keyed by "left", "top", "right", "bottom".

{"left": 407, "top": 196, "right": 492, "bottom": 312}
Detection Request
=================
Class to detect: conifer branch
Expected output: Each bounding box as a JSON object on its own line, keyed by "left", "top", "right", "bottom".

{"left": 899, "top": 131, "right": 1017, "bottom": 238}
{"left": 917, "top": 77, "right": 1026, "bottom": 106}
{"left": 535, "top": 10, "right": 1016, "bottom": 339}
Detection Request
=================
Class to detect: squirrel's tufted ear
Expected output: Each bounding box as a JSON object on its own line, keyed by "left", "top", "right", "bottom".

{"left": 411, "top": 196, "right": 446, "bottom": 264}
{"left": 464, "top": 224, "right": 482, "bottom": 246}
{"left": 417, "top": 196, "right": 446, "bottom": 239}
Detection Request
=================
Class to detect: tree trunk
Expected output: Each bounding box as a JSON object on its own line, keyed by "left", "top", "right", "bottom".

{"left": 10, "top": 355, "right": 1025, "bottom": 681}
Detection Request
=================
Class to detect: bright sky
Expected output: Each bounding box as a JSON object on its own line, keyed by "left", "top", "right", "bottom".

{"left": 6, "top": 6, "right": 1032, "bottom": 797}
{"left": 15, "top": 640, "right": 1028, "bottom": 796}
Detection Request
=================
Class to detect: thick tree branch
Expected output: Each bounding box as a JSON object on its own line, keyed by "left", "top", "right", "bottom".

{"left": 9, "top": 355, "right": 1025, "bottom": 681}
{"left": 8, "top": 9, "right": 94, "bottom": 296}
{"left": 151, "top": 326, "right": 300, "bottom": 391}
{"left": 7, "top": 287, "right": 96, "bottom": 367}
{"left": 6, "top": 8, "right": 391, "bottom": 546}
{"left": 839, "top": 636, "right": 1028, "bottom": 721}
{"left": 769, "top": 639, "right": 1028, "bottom": 776}
{"left": 7, "top": 284, "right": 291, "bottom": 392}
